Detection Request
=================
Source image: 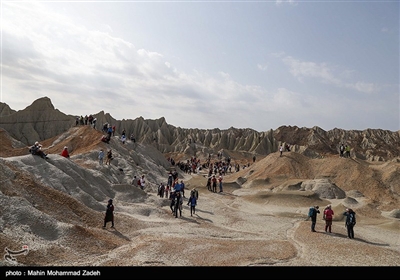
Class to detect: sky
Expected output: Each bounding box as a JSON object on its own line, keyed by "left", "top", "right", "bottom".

{"left": 1, "top": 0, "right": 399, "bottom": 132}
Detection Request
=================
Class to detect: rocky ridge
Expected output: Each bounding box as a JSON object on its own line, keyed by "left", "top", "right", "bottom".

{"left": 0, "top": 97, "right": 399, "bottom": 267}
{"left": 1, "top": 96, "right": 399, "bottom": 162}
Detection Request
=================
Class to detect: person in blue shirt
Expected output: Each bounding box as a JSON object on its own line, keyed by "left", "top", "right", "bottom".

{"left": 180, "top": 180, "right": 186, "bottom": 197}
{"left": 187, "top": 190, "right": 197, "bottom": 216}
{"left": 308, "top": 206, "right": 320, "bottom": 232}
{"left": 174, "top": 180, "right": 182, "bottom": 192}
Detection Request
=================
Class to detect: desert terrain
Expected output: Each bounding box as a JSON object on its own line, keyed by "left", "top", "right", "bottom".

{"left": 0, "top": 124, "right": 399, "bottom": 273}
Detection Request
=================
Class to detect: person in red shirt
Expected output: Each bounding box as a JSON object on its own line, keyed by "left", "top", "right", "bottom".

{"left": 323, "top": 205, "right": 334, "bottom": 233}
{"left": 61, "top": 146, "right": 70, "bottom": 158}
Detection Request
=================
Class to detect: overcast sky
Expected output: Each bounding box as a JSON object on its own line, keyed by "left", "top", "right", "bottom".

{"left": 1, "top": 0, "right": 399, "bottom": 132}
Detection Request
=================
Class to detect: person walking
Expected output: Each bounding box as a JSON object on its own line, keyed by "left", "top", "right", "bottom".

{"left": 105, "top": 149, "right": 113, "bottom": 165}
{"left": 308, "top": 206, "right": 320, "bottom": 232}
{"left": 164, "top": 184, "right": 170, "bottom": 199}
{"left": 190, "top": 188, "right": 199, "bottom": 200}
{"left": 323, "top": 205, "right": 334, "bottom": 233}
{"left": 206, "top": 176, "right": 212, "bottom": 191}
{"left": 279, "top": 145, "right": 283, "bottom": 157}
{"left": 121, "top": 134, "right": 126, "bottom": 144}
{"left": 174, "top": 191, "right": 183, "bottom": 218}
{"left": 158, "top": 183, "right": 165, "bottom": 198}
{"left": 187, "top": 191, "right": 197, "bottom": 216}
{"left": 98, "top": 149, "right": 104, "bottom": 165}
{"left": 218, "top": 175, "right": 223, "bottom": 193}
{"left": 139, "top": 175, "right": 146, "bottom": 190}
{"left": 180, "top": 180, "right": 186, "bottom": 198}
{"left": 345, "top": 145, "right": 351, "bottom": 158}
{"left": 339, "top": 143, "right": 345, "bottom": 157}
{"left": 343, "top": 208, "right": 356, "bottom": 239}
{"left": 212, "top": 175, "right": 217, "bottom": 193}
{"left": 170, "top": 191, "right": 177, "bottom": 214}
{"left": 131, "top": 175, "right": 138, "bottom": 187}
{"left": 92, "top": 118, "right": 97, "bottom": 129}
{"left": 103, "top": 199, "right": 114, "bottom": 228}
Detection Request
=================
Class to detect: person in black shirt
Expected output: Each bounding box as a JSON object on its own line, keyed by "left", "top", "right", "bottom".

{"left": 103, "top": 199, "right": 114, "bottom": 228}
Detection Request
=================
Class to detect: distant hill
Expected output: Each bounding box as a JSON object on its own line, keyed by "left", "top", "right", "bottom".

{"left": 0, "top": 96, "right": 399, "bottom": 161}
{"left": 0, "top": 97, "right": 399, "bottom": 267}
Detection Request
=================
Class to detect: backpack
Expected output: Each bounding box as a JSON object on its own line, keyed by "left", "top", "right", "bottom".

{"left": 191, "top": 189, "right": 199, "bottom": 199}
{"left": 348, "top": 213, "right": 356, "bottom": 225}
{"left": 308, "top": 207, "right": 314, "bottom": 217}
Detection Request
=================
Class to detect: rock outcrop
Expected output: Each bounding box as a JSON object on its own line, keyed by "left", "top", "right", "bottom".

{"left": 0, "top": 97, "right": 399, "bottom": 161}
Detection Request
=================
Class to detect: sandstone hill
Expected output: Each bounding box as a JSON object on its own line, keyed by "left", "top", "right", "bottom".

{"left": 0, "top": 97, "right": 399, "bottom": 268}
{"left": 1, "top": 97, "right": 399, "bottom": 162}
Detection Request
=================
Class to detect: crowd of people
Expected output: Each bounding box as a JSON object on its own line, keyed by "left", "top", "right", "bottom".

{"left": 76, "top": 115, "right": 97, "bottom": 129}
{"left": 146, "top": 171, "right": 200, "bottom": 218}
{"left": 26, "top": 126, "right": 358, "bottom": 238}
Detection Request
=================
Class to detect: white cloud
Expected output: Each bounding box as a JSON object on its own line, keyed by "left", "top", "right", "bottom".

{"left": 346, "top": 82, "right": 376, "bottom": 94}
{"left": 381, "top": 27, "right": 390, "bottom": 33}
{"left": 275, "top": 0, "right": 298, "bottom": 6}
{"left": 1, "top": 1, "right": 397, "bottom": 131}
{"left": 283, "top": 56, "right": 341, "bottom": 85}
{"left": 257, "top": 64, "right": 268, "bottom": 71}
{"left": 282, "top": 56, "right": 379, "bottom": 94}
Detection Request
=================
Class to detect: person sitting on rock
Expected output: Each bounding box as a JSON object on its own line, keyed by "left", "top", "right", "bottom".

{"left": 61, "top": 146, "right": 70, "bottom": 158}
{"left": 29, "top": 141, "right": 48, "bottom": 159}
{"left": 101, "top": 134, "right": 110, "bottom": 144}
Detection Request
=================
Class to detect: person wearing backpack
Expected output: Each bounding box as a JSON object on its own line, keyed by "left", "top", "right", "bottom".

{"left": 187, "top": 191, "right": 197, "bottom": 216}
{"left": 308, "top": 206, "right": 320, "bottom": 232}
{"left": 174, "top": 191, "right": 183, "bottom": 218}
{"left": 323, "top": 205, "right": 334, "bottom": 233}
{"left": 190, "top": 188, "right": 199, "bottom": 200}
{"left": 170, "top": 191, "right": 177, "bottom": 214}
{"left": 343, "top": 208, "right": 356, "bottom": 239}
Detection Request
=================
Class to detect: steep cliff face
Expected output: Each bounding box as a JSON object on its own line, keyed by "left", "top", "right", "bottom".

{"left": 0, "top": 102, "right": 16, "bottom": 117}
{"left": 0, "top": 97, "right": 74, "bottom": 145}
{"left": 274, "top": 125, "right": 400, "bottom": 161}
{"left": 0, "top": 97, "right": 399, "bottom": 161}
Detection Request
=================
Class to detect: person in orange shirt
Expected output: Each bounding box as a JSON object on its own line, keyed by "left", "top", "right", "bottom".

{"left": 61, "top": 146, "right": 70, "bottom": 158}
